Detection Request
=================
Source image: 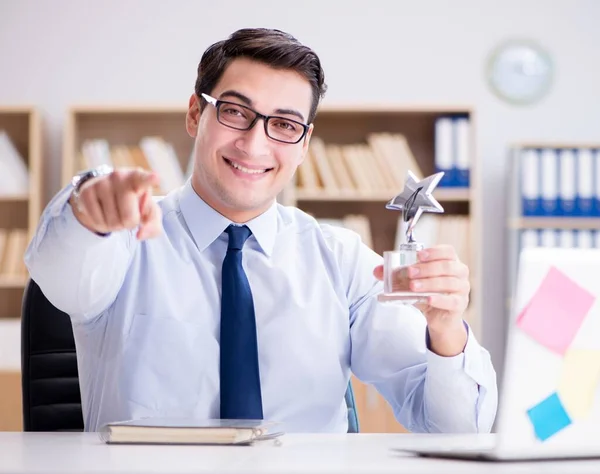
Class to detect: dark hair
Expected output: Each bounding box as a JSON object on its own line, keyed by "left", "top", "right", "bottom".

{"left": 195, "top": 28, "right": 327, "bottom": 124}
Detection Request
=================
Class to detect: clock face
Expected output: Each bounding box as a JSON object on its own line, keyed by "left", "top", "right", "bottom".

{"left": 486, "top": 39, "right": 554, "bottom": 105}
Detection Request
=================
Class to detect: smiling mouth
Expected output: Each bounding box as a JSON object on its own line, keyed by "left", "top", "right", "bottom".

{"left": 224, "top": 157, "right": 273, "bottom": 175}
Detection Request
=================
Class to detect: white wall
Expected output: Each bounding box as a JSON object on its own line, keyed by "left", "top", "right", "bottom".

{"left": 1, "top": 0, "right": 600, "bottom": 378}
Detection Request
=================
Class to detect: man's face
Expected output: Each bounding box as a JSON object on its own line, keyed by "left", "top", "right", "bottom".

{"left": 186, "top": 57, "right": 314, "bottom": 222}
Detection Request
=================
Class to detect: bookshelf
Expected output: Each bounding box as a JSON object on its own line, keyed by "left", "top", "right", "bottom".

{"left": 506, "top": 143, "right": 600, "bottom": 309}
{"left": 63, "top": 106, "right": 193, "bottom": 191}
{"left": 0, "top": 107, "right": 41, "bottom": 319}
{"left": 63, "top": 103, "right": 481, "bottom": 434}
{"left": 0, "top": 106, "right": 42, "bottom": 432}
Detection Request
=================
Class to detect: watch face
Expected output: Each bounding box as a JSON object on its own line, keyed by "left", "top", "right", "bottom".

{"left": 486, "top": 39, "right": 554, "bottom": 105}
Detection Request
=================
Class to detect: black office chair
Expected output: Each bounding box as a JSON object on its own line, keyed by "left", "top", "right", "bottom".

{"left": 21, "top": 278, "right": 84, "bottom": 431}
{"left": 21, "top": 278, "right": 359, "bottom": 432}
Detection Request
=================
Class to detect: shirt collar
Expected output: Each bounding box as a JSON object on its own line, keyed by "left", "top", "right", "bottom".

{"left": 179, "top": 179, "right": 278, "bottom": 256}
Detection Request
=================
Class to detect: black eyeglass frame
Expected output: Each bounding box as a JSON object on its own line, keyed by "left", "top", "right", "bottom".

{"left": 200, "top": 93, "right": 311, "bottom": 144}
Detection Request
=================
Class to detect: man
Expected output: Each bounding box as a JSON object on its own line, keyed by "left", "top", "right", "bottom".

{"left": 25, "top": 28, "right": 497, "bottom": 433}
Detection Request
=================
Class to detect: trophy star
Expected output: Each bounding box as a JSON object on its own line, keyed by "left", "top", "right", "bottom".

{"left": 386, "top": 171, "right": 445, "bottom": 221}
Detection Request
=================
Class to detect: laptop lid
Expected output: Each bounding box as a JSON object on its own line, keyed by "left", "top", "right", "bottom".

{"left": 494, "top": 246, "right": 600, "bottom": 458}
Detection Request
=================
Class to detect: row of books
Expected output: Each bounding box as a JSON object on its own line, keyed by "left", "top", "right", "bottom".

{"left": 318, "top": 213, "right": 471, "bottom": 273}
{"left": 1, "top": 115, "right": 472, "bottom": 198}
{"left": 0, "top": 228, "right": 28, "bottom": 279}
{"left": 0, "top": 131, "right": 29, "bottom": 196}
{"left": 434, "top": 115, "right": 471, "bottom": 188}
{"left": 296, "top": 134, "right": 422, "bottom": 195}
{"left": 397, "top": 214, "right": 472, "bottom": 271}
{"left": 519, "top": 147, "right": 600, "bottom": 217}
{"left": 520, "top": 228, "right": 600, "bottom": 249}
{"left": 79, "top": 137, "right": 189, "bottom": 195}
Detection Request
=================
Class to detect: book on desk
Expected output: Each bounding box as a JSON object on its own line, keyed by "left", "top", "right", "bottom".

{"left": 99, "top": 418, "right": 281, "bottom": 445}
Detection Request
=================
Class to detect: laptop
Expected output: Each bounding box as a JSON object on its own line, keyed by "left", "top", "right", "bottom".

{"left": 398, "top": 246, "right": 600, "bottom": 461}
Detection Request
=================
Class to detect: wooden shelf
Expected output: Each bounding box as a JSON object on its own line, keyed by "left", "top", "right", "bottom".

{"left": 0, "top": 194, "right": 29, "bottom": 202}
{"left": 510, "top": 142, "right": 600, "bottom": 149}
{"left": 296, "top": 191, "right": 395, "bottom": 202}
{"left": 0, "top": 371, "right": 22, "bottom": 431}
{"left": 295, "top": 188, "right": 470, "bottom": 203}
{"left": 0, "top": 106, "right": 41, "bottom": 434}
{"left": 508, "top": 217, "right": 600, "bottom": 230}
{"left": 0, "top": 275, "right": 27, "bottom": 289}
{"left": 63, "top": 104, "right": 187, "bottom": 114}
{"left": 0, "top": 107, "right": 41, "bottom": 236}
{"left": 0, "top": 108, "right": 39, "bottom": 432}
{"left": 0, "top": 107, "right": 41, "bottom": 321}
{"left": 433, "top": 188, "right": 471, "bottom": 202}
{"left": 318, "top": 102, "right": 474, "bottom": 114}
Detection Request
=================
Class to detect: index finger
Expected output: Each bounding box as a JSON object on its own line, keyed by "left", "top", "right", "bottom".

{"left": 129, "top": 169, "right": 161, "bottom": 193}
{"left": 417, "top": 244, "right": 458, "bottom": 262}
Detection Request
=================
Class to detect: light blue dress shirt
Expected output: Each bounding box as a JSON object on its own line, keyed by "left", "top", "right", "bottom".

{"left": 25, "top": 179, "right": 497, "bottom": 433}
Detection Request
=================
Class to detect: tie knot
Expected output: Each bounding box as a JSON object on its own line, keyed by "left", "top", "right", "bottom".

{"left": 225, "top": 225, "right": 252, "bottom": 250}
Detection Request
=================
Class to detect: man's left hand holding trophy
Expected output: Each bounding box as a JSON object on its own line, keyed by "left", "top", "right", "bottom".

{"left": 374, "top": 170, "right": 470, "bottom": 356}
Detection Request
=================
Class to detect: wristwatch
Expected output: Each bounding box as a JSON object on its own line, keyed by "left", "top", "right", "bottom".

{"left": 71, "top": 164, "right": 114, "bottom": 191}
{"left": 71, "top": 164, "right": 114, "bottom": 205}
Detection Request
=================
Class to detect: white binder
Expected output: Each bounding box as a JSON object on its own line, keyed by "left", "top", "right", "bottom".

{"left": 540, "top": 148, "right": 558, "bottom": 216}
{"left": 576, "top": 148, "right": 594, "bottom": 216}
{"left": 521, "top": 149, "right": 540, "bottom": 216}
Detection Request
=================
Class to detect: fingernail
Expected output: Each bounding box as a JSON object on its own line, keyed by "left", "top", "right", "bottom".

{"left": 411, "top": 281, "right": 422, "bottom": 290}
{"left": 409, "top": 267, "right": 419, "bottom": 277}
{"left": 418, "top": 251, "right": 428, "bottom": 261}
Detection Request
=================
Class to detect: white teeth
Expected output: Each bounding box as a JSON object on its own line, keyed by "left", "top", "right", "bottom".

{"left": 228, "top": 159, "right": 268, "bottom": 174}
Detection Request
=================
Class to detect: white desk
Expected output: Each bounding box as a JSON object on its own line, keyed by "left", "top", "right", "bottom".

{"left": 1, "top": 432, "right": 600, "bottom": 473}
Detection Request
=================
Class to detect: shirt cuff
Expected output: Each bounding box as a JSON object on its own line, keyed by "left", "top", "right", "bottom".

{"left": 37, "top": 184, "right": 116, "bottom": 250}
{"left": 425, "top": 320, "right": 488, "bottom": 387}
{"left": 63, "top": 200, "right": 114, "bottom": 243}
{"left": 424, "top": 320, "right": 498, "bottom": 433}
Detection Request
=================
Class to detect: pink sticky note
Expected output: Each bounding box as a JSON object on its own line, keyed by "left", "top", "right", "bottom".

{"left": 516, "top": 266, "right": 595, "bottom": 355}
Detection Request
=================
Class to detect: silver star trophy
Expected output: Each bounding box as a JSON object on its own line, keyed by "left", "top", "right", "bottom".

{"left": 377, "top": 170, "right": 445, "bottom": 305}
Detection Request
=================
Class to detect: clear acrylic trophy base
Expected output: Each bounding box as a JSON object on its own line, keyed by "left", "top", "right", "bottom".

{"left": 377, "top": 243, "right": 441, "bottom": 305}
{"left": 377, "top": 292, "right": 437, "bottom": 305}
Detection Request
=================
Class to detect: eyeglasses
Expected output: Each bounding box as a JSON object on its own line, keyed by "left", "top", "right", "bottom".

{"left": 201, "top": 93, "right": 310, "bottom": 144}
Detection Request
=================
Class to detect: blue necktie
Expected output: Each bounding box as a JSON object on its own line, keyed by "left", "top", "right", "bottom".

{"left": 219, "top": 224, "right": 263, "bottom": 420}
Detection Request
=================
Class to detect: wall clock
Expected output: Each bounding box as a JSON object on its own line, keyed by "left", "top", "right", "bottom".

{"left": 486, "top": 39, "right": 554, "bottom": 106}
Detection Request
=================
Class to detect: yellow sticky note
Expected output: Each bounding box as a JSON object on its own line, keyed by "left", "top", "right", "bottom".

{"left": 557, "top": 349, "right": 600, "bottom": 420}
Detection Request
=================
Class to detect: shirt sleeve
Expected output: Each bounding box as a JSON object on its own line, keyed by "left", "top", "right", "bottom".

{"left": 24, "top": 183, "right": 137, "bottom": 324}
{"left": 339, "top": 229, "right": 498, "bottom": 433}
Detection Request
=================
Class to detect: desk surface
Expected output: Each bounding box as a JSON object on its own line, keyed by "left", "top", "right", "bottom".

{"left": 2, "top": 432, "right": 600, "bottom": 473}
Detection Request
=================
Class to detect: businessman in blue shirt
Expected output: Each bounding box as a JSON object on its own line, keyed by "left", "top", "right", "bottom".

{"left": 25, "top": 27, "right": 497, "bottom": 433}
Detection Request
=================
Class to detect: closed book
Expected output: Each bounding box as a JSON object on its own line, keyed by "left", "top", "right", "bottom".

{"left": 99, "top": 418, "right": 280, "bottom": 445}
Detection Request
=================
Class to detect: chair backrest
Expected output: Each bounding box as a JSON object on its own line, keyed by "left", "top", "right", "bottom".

{"left": 21, "top": 279, "right": 83, "bottom": 431}
{"left": 21, "top": 278, "right": 360, "bottom": 433}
